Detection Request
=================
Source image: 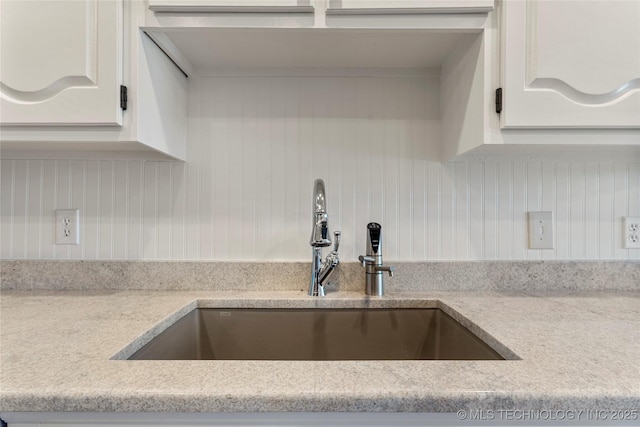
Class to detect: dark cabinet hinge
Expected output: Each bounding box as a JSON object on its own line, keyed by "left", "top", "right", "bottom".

{"left": 120, "top": 85, "right": 128, "bottom": 111}
{"left": 495, "top": 87, "right": 502, "bottom": 114}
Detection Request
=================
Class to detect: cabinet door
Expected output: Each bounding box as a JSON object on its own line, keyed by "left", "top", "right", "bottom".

{"left": 148, "top": 0, "right": 313, "bottom": 12}
{"left": 0, "top": 0, "right": 123, "bottom": 126}
{"left": 327, "top": 0, "right": 494, "bottom": 14}
{"left": 501, "top": 0, "right": 640, "bottom": 128}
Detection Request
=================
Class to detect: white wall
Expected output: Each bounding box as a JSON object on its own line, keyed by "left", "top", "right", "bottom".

{"left": 1, "top": 73, "right": 638, "bottom": 261}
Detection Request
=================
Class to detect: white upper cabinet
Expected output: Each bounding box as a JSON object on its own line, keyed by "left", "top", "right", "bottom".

{"left": 327, "top": 0, "right": 494, "bottom": 14}
{"left": 148, "top": 0, "right": 313, "bottom": 12}
{"left": 1, "top": 1, "right": 187, "bottom": 161}
{"left": 143, "top": 0, "right": 494, "bottom": 74}
{"left": 0, "top": 0, "right": 123, "bottom": 126}
{"left": 501, "top": 0, "right": 640, "bottom": 128}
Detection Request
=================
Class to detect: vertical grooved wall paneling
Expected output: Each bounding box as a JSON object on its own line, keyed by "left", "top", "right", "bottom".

{"left": 1, "top": 75, "right": 638, "bottom": 261}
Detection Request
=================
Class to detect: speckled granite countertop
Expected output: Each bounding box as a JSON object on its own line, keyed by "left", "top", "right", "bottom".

{"left": 0, "top": 290, "right": 638, "bottom": 413}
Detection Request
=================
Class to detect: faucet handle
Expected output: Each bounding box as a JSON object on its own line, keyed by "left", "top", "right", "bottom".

{"left": 333, "top": 231, "right": 341, "bottom": 252}
{"left": 358, "top": 255, "right": 375, "bottom": 267}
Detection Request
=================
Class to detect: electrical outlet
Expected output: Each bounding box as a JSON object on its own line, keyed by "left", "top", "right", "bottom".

{"left": 623, "top": 217, "right": 640, "bottom": 249}
{"left": 56, "top": 209, "right": 80, "bottom": 245}
{"left": 528, "top": 211, "right": 554, "bottom": 249}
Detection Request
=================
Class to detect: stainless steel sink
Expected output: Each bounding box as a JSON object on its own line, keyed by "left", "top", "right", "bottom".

{"left": 127, "top": 308, "right": 505, "bottom": 360}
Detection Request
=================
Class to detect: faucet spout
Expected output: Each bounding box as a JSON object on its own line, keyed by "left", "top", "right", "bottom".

{"left": 312, "top": 179, "right": 326, "bottom": 215}
{"left": 310, "top": 179, "right": 331, "bottom": 247}
{"left": 309, "top": 179, "right": 340, "bottom": 297}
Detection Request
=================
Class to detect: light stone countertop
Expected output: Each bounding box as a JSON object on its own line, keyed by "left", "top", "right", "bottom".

{"left": 0, "top": 289, "right": 639, "bottom": 413}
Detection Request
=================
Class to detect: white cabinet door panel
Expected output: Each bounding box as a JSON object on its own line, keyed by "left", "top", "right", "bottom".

{"left": 327, "top": 0, "right": 495, "bottom": 14}
{"left": 0, "top": 0, "right": 123, "bottom": 126}
{"left": 148, "top": 0, "right": 313, "bottom": 12}
{"left": 501, "top": 0, "right": 640, "bottom": 128}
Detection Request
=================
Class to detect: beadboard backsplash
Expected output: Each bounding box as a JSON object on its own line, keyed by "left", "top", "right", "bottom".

{"left": 1, "top": 73, "right": 639, "bottom": 261}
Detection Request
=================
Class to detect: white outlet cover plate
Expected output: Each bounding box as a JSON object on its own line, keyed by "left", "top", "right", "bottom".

{"left": 56, "top": 209, "right": 80, "bottom": 245}
{"left": 528, "top": 211, "right": 554, "bottom": 249}
{"left": 623, "top": 216, "right": 640, "bottom": 249}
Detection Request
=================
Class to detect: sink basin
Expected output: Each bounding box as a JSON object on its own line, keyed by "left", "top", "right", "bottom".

{"left": 127, "top": 308, "right": 505, "bottom": 360}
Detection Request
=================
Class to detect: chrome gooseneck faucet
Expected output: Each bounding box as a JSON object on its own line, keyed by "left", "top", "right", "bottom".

{"left": 309, "top": 179, "right": 341, "bottom": 297}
